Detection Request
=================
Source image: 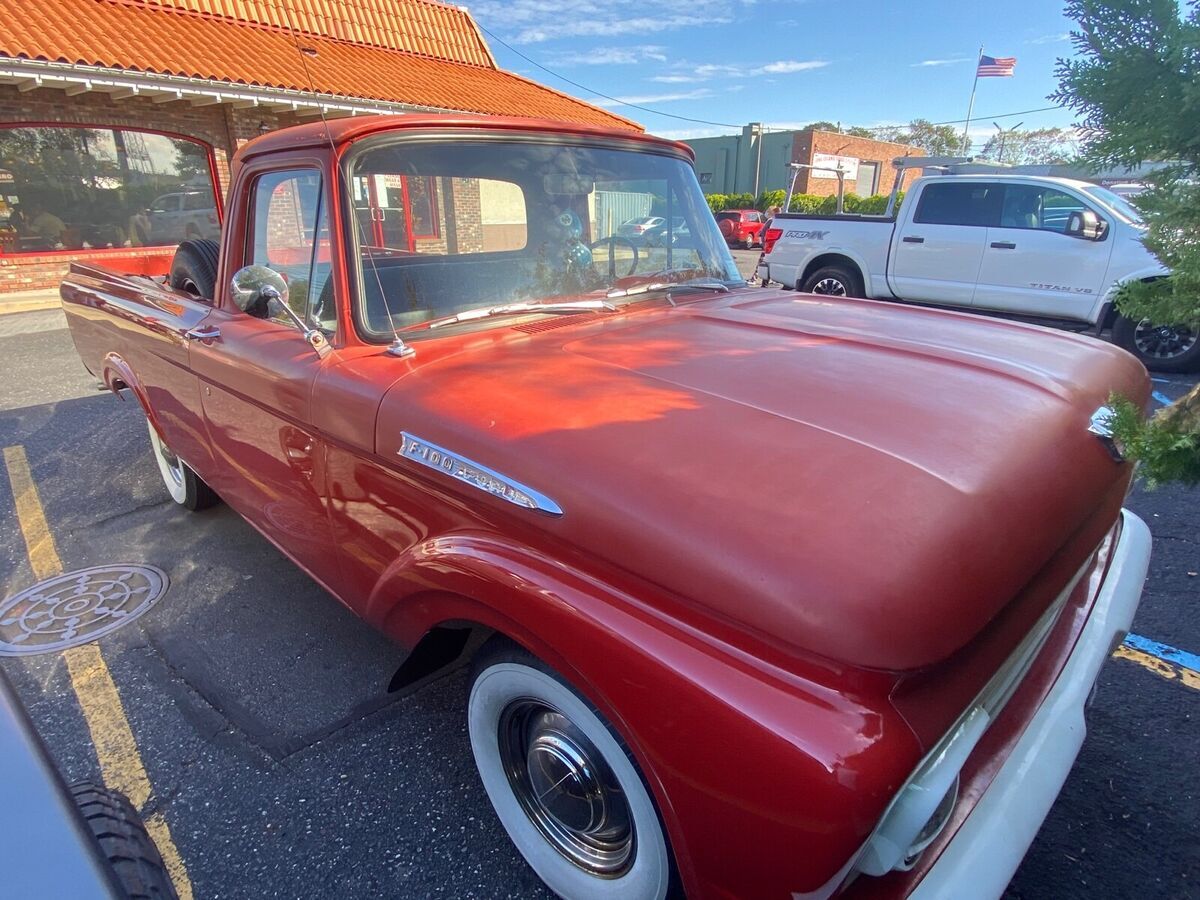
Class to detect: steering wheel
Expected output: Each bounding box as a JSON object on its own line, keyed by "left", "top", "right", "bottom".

{"left": 587, "top": 236, "right": 640, "bottom": 279}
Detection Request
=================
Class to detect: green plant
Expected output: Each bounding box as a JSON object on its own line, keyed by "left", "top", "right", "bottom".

{"left": 756, "top": 190, "right": 786, "bottom": 212}
{"left": 1107, "top": 394, "right": 1200, "bottom": 487}
{"left": 1055, "top": 0, "right": 1200, "bottom": 485}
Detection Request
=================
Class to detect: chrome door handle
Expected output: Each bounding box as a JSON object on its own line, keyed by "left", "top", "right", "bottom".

{"left": 184, "top": 325, "right": 221, "bottom": 341}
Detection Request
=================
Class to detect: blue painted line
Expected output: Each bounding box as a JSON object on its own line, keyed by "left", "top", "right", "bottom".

{"left": 1152, "top": 390, "right": 1172, "bottom": 406}
{"left": 1123, "top": 633, "right": 1200, "bottom": 673}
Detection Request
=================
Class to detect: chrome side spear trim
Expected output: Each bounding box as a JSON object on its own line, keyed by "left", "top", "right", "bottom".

{"left": 398, "top": 432, "right": 563, "bottom": 516}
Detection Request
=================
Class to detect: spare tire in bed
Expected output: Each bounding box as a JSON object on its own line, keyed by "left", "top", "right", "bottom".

{"left": 168, "top": 239, "right": 220, "bottom": 299}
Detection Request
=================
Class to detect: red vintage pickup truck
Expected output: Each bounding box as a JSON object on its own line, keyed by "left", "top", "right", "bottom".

{"left": 61, "top": 114, "right": 1152, "bottom": 900}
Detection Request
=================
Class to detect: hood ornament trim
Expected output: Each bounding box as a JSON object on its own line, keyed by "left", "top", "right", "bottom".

{"left": 1087, "top": 405, "right": 1126, "bottom": 463}
{"left": 398, "top": 432, "right": 563, "bottom": 516}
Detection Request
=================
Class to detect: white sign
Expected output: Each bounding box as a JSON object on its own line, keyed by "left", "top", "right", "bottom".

{"left": 811, "top": 153, "right": 859, "bottom": 180}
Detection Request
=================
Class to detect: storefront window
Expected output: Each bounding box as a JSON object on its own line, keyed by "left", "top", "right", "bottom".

{"left": 0, "top": 126, "right": 219, "bottom": 255}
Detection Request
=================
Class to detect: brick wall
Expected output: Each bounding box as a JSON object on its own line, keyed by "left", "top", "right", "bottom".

{"left": 790, "top": 130, "right": 925, "bottom": 198}
{"left": 447, "top": 178, "right": 484, "bottom": 254}
{"left": 0, "top": 84, "right": 305, "bottom": 292}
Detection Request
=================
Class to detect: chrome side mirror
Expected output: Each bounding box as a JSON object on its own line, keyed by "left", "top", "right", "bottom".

{"left": 1065, "top": 209, "right": 1107, "bottom": 241}
{"left": 230, "top": 265, "right": 288, "bottom": 317}
{"left": 229, "top": 264, "right": 331, "bottom": 358}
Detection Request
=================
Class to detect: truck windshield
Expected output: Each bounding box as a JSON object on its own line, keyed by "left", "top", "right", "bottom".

{"left": 1081, "top": 185, "right": 1144, "bottom": 226}
{"left": 346, "top": 138, "right": 740, "bottom": 339}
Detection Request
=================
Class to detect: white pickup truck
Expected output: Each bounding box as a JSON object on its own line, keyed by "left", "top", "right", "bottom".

{"left": 757, "top": 172, "right": 1195, "bottom": 371}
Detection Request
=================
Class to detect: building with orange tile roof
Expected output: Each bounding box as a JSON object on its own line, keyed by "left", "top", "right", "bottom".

{"left": 0, "top": 0, "right": 638, "bottom": 292}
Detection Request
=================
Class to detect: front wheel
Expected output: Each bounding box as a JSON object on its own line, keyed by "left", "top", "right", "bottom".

{"left": 468, "top": 642, "right": 673, "bottom": 899}
{"left": 801, "top": 264, "right": 863, "bottom": 298}
{"left": 1112, "top": 315, "right": 1200, "bottom": 373}
{"left": 71, "top": 782, "right": 178, "bottom": 900}
{"left": 146, "top": 419, "right": 218, "bottom": 511}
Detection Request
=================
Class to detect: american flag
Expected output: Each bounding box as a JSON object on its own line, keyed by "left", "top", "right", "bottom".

{"left": 977, "top": 54, "right": 1016, "bottom": 77}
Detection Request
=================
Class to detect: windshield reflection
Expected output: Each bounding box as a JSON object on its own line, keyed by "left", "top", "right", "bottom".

{"left": 347, "top": 138, "right": 740, "bottom": 339}
{"left": 1082, "top": 185, "right": 1144, "bottom": 225}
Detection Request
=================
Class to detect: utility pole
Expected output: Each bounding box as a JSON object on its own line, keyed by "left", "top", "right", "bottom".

{"left": 752, "top": 122, "right": 763, "bottom": 199}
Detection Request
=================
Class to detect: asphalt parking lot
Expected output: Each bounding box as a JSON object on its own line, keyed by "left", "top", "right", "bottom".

{"left": 0, "top": 298, "right": 1197, "bottom": 899}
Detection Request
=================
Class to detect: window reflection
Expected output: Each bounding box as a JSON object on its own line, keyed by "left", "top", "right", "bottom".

{"left": 348, "top": 139, "right": 740, "bottom": 339}
{"left": 0, "top": 126, "right": 219, "bottom": 255}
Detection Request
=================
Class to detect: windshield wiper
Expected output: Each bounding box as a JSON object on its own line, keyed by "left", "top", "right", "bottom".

{"left": 426, "top": 299, "right": 616, "bottom": 330}
{"left": 606, "top": 280, "right": 732, "bottom": 300}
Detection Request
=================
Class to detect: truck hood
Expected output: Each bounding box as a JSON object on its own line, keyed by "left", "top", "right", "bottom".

{"left": 377, "top": 290, "right": 1148, "bottom": 671}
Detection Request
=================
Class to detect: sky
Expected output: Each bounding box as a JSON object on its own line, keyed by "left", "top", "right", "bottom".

{"left": 465, "top": 0, "right": 1081, "bottom": 148}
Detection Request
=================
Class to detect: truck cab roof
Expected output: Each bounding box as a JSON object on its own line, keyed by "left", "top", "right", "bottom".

{"left": 234, "top": 113, "right": 693, "bottom": 163}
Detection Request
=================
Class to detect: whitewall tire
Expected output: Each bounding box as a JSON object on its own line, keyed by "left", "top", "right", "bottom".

{"left": 146, "top": 418, "right": 218, "bottom": 511}
{"left": 468, "top": 648, "right": 672, "bottom": 900}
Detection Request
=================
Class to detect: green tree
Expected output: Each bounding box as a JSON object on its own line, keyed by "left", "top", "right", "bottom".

{"left": 1054, "top": 0, "right": 1200, "bottom": 484}
{"left": 977, "top": 126, "right": 1080, "bottom": 165}
{"left": 872, "top": 119, "right": 968, "bottom": 156}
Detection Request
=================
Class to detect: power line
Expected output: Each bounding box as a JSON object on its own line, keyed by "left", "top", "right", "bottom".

{"left": 927, "top": 105, "right": 1063, "bottom": 127}
{"left": 475, "top": 23, "right": 742, "bottom": 129}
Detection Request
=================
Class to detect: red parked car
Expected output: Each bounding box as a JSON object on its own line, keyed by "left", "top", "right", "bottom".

{"left": 716, "top": 207, "right": 765, "bottom": 247}
{"left": 61, "top": 114, "right": 1152, "bottom": 900}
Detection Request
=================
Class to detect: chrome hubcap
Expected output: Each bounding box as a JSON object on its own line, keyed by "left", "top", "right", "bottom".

{"left": 499, "top": 700, "right": 634, "bottom": 877}
{"left": 812, "top": 277, "right": 847, "bottom": 296}
{"left": 1132, "top": 319, "right": 1197, "bottom": 359}
{"left": 154, "top": 434, "right": 184, "bottom": 487}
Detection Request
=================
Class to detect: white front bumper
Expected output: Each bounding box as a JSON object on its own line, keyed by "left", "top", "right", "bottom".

{"left": 910, "top": 509, "right": 1152, "bottom": 899}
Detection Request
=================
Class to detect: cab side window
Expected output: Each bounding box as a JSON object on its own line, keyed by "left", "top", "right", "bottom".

{"left": 913, "top": 182, "right": 1003, "bottom": 227}
{"left": 999, "top": 185, "right": 1088, "bottom": 233}
{"left": 248, "top": 169, "right": 335, "bottom": 334}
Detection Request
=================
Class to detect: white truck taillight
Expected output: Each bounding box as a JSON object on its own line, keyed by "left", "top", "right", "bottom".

{"left": 762, "top": 227, "right": 783, "bottom": 255}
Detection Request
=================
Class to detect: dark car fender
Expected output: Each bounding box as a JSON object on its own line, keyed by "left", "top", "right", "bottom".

{"left": 363, "top": 532, "right": 921, "bottom": 898}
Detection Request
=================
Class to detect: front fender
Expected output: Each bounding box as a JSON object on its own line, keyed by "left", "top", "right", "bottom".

{"left": 365, "top": 533, "right": 920, "bottom": 899}
{"left": 1095, "top": 265, "right": 1172, "bottom": 324}
{"left": 100, "top": 353, "right": 162, "bottom": 439}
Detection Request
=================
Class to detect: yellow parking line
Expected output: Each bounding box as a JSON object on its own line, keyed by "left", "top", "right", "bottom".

{"left": 1113, "top": 645, "right": 1200, "bottom": 691}
{"left": 4, "top": 445, "right": 62, "bottom": 581}
{"left": 3, "top": 445, "right": 193, "bottom": 899}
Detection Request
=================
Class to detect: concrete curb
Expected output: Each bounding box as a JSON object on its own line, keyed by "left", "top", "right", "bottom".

{"left": 0, "top": 297, "right": 61, "bottom": 316}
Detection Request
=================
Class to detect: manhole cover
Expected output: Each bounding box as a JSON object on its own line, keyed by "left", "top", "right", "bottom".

{"left": 0, "top": 565, "right": 169, "bottom": 656}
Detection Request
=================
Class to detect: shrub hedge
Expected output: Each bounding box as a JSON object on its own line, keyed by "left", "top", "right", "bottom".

{"left": 705, "top": 191, "right": 903, "bottom": 216}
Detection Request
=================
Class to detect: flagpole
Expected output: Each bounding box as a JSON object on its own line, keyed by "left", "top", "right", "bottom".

{"left": 961, "top": 44, "right": 983, "bottom": 155}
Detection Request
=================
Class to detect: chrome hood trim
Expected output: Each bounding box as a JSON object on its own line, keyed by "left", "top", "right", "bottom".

{"left": 399, "top": 432, "right": 563, "bottom": 516}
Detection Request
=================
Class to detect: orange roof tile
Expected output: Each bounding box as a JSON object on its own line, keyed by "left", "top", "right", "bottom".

{"left": 121, "top": 0, "right": 496, "bottom": 66}
{"left": 0, "top": 0, "right": 640, "bottom": 131}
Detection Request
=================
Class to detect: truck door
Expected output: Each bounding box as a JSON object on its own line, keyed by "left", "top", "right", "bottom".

{"left": 973, "top": 184, "right": 1112, "bottom": 321}
{"left": 889, "top": 181, "right": 1001, "bottom": 306}
{"left": 188, "top": 164, "right": 342, "bottom": 591}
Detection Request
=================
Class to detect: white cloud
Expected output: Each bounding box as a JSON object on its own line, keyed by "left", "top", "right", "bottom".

{"left": 911, "top": 57, "right": 971, "bottom": 67}
{"left": 1028, "top": 32, "right": 1070, "bottom": 44}
{"left": 652, "top": 59, "right": 827, "bottom": 83}
{"left": 594, "top": 88, "right": 714, "bottom": 107}
{"left": 757, "top": 60, "right": 828, "bottom": 74}
{"left": 543, "top": 45, "right": 667, "bottom": 66}
{"left": 469, "top": 0, "right": 735, "bottom": 44}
